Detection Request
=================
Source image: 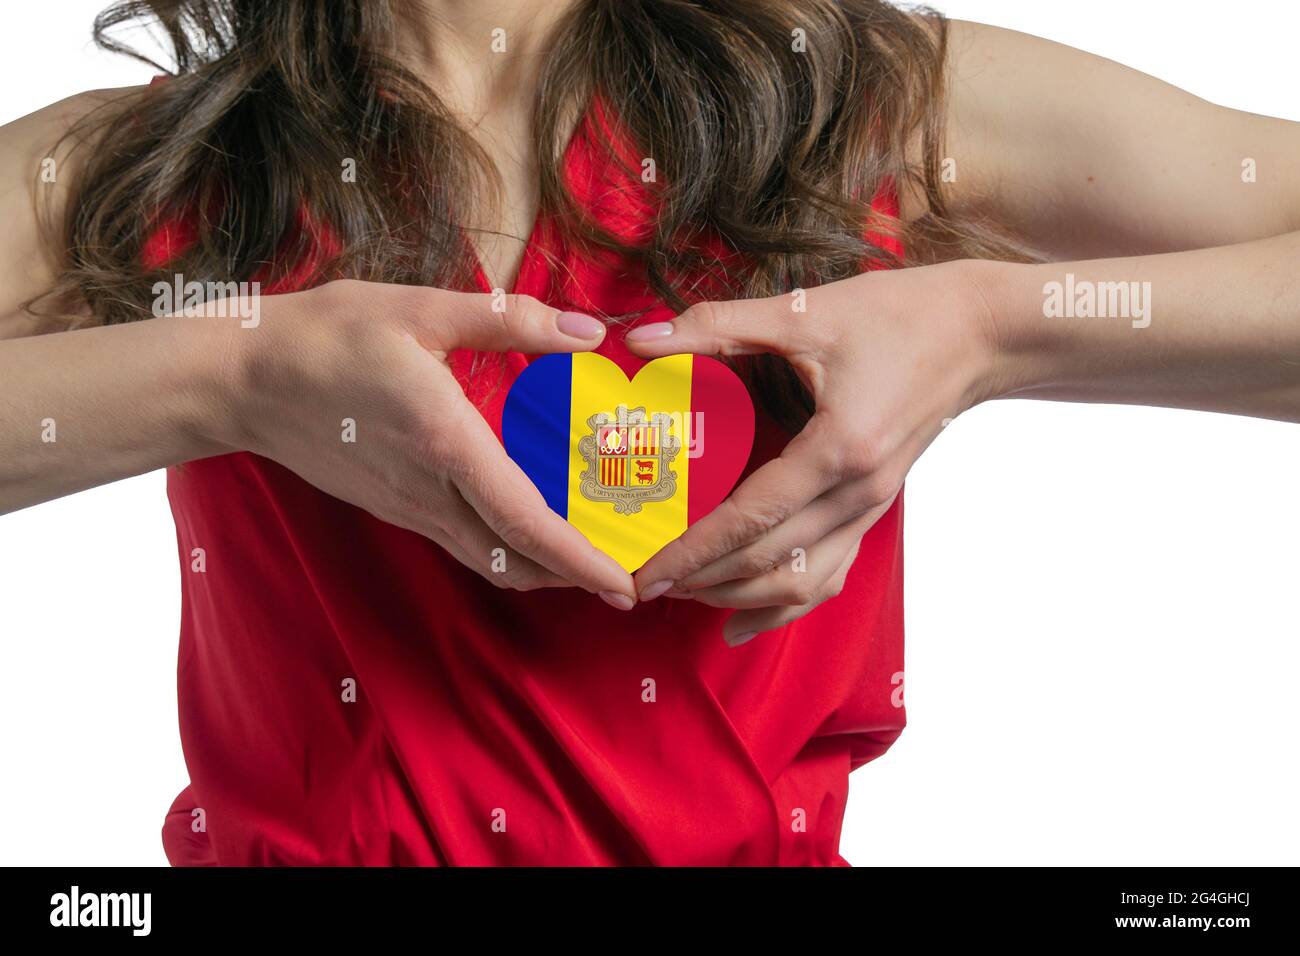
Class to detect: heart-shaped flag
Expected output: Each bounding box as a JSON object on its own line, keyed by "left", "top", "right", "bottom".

{"left": 503, "top": 352, "right": 756, "bottom": 572}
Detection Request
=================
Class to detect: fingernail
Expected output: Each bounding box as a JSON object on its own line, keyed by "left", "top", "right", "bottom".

{"left": 557, "top": 311, "right": 605, "bottom": 339}
{"left": 638, "top": 579, "right": 675, "bottom": 601}
{"left": 599, "top": 590, "right": 635, "bottom": 611}
{"left": 626, "top": 321, "right": 675, "bottom": 342}
{"left": 665, "top": 589, "right": 694, "bottom": 600}
{"left": 725, "top": 630, "right": 759, "bottom": 648}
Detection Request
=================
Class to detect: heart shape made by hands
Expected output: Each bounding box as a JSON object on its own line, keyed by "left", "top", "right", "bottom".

{"left": 503, "top": 352, "right": 756, "bottom": 572}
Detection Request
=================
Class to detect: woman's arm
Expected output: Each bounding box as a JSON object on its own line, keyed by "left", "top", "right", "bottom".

{"left": 979, "top": 233, "right": 1300, "bottom": 421}
{"left": 0, "top": 315, "right": 240, "bottom": 511}
{"left": 0, "top": 283, "right": 636, "bottom": 602}
{"left": 627, "top": 236, "right": 1300, "bottom": 631}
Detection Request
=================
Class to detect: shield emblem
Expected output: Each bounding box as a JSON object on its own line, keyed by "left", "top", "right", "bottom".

{"left": 580, "top": 406, "right": 679, "bottom": 513}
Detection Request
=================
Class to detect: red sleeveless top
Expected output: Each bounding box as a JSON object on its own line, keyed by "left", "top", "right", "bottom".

{"left": 152, "top": 98, "right": 906, "bottom": 866}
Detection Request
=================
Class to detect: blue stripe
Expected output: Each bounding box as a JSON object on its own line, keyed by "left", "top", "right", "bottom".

{"left": 502, "top": 353, "right": 572, "bottom": 518}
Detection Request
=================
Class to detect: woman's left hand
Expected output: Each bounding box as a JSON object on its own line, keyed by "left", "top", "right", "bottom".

{"left": 624, "top": 259, "right": 1010, "bottom": 645}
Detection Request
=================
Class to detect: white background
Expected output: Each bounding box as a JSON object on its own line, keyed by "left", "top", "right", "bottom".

{"left": 1, "top": 1, "right": 1297, "bottom": 866}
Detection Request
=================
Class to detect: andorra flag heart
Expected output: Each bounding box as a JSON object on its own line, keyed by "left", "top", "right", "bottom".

{"left": 503, "top": 352, "right": 756, "bottom": 572}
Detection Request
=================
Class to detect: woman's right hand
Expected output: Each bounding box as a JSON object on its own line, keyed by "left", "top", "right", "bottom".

{"left": 218, "top": 279, "right": 637, "bottom": 607}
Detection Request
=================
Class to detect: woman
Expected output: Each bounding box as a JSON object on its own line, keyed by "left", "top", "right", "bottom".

{"left": 1, "top": 0, "right": 1297, "bottom": 865}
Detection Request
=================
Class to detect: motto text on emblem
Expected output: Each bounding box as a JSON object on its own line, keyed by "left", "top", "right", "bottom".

{"left": 578, "top": 405, "right": 681, "bottom": 514}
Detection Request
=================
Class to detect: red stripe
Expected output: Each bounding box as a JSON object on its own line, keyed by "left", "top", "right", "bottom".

{"left": 687, "top": 356, "right": 755, "bottom": 525}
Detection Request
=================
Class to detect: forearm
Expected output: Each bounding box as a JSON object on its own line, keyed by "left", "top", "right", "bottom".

{"left": 976, "top": 231, "right": 1300, "bottom": 422}
{"left": 0, "top": 315, "right": 238, "bottom": 513}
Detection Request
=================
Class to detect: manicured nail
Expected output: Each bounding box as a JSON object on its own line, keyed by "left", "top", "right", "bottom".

{"left": 557, "top": 311, "right": 605, "bottom": 339}
{"left": 639, "top": 580, "right": 675, "bottom": 601}
{"left": 599, "top": 590, "right": 635, "bottom": 611}
{"left": 626, "top": 321, "right": 675, "bottom": 342}
{"left": 725, "top": 630, "right": 759, "bottom": 648}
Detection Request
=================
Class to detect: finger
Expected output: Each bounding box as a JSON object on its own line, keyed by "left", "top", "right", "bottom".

{"left": 678, "top": 486, "right": 896, "bottom": 591}
{"left": 435, "top": 487, "right": 571, "bottom": 591}
{"left": 450, "top": 408, "right": 637, "bottom": 605}
{"left": 633, "top": 416, "right": 838, "bottom": 598}
{"left": 685, "top": 516, "right": 862, "bottom": 612}
{"left": 406, "top": 288, "right": 607, "bottom": 355}
{"left": 720, "top": 536, "right": 861, "bottom": 648}
{"left": 623, "top": 295, "right": 801, "bottom": 358}
{"left": 724, "top": 603, "right": 816, "bottom": 646}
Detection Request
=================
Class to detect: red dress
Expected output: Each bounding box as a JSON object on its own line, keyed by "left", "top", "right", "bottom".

{"left": 153, "top": 100, "right": 906, "bottom": 866}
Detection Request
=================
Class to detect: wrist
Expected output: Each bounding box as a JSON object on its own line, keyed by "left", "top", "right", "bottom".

{"left": 168, "top": 301, "right": 268, "bottom": 458}
{"left": 957, "top": 257, "right": 1055, "bottom": 401}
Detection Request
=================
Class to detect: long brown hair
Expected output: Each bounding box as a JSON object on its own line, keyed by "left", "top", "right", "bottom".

{"left": 40, "top": 0, "right": 1020, "bottom": 428}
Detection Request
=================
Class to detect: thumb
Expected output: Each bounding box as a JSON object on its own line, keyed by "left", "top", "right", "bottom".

{"left": 623, "top": 297, "right": 793, "bottom": 358}
{"left": 424, "top": 291, "right": 607, "bottom": 354}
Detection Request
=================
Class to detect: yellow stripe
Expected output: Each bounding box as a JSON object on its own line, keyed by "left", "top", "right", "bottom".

{"left": 567, "top": 353, "right": 692, "bottom": 572}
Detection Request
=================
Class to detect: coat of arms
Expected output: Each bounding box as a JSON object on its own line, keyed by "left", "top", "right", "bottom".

{"left": 578, "top": 405, "right": 680, "bottom": 514}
